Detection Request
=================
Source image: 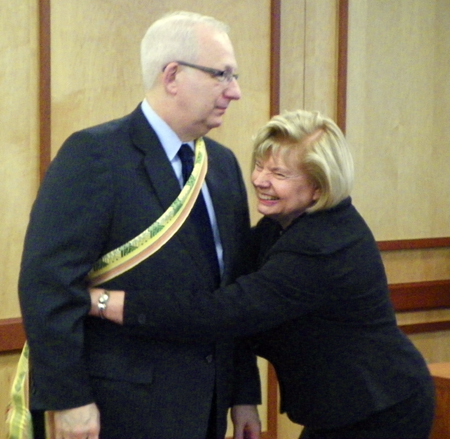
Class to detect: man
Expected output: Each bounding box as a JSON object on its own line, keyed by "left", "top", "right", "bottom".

{"left": 19, "top": 11, "right": 260, "bottom": 439}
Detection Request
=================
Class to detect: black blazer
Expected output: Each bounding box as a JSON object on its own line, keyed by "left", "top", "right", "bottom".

{"left": 19, "top": 105, "right": 259, "bottom": 438}
{"left": 123, "top": 197, "right": 433, "bottom": 430}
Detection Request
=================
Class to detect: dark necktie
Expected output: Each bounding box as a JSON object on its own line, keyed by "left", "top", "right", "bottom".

{"left": 178, "top": 144, "right": 220, "bottom": 286}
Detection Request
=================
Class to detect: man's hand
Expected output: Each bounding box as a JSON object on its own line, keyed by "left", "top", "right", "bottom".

{"left": 52, "top": 402, "right": 100, "bottom": 439}
{"left": 231, "top": 404, "right": 261, "bottom": 439}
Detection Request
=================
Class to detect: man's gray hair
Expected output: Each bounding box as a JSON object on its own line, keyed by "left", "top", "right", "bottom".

{"left": 141, "top": 11, "right": 230, "bottom": 91}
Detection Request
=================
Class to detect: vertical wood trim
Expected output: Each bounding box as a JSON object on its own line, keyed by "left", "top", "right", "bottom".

{"left": 263, "top": 2, "right": 281, "bottom": 436}
{"left": 39, "top": 0, "right": 51, "bottom": 181}
{"left": 264, "top": 362, "right": 279, "bottom": 439}
{"left": 270, "top": 0, "right": 281, "bottom": 118}
{"left": 336, "top": 0, "right": 348, "bottom": 133}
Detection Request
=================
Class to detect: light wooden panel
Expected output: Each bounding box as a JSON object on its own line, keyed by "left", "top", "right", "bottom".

{"left": 0, "top": 0, "right": 39, "bottom": 435}
{"left": 346, "top": 0, "right": 450, "bottom": 240}
{"left": 280, "top": 0, "right": 337, "bottom": 118}
{"left": 303, "top": 0, "right": 338, "bottom": 117}
{"left": 382, "top": 248, "right": 450, "bottom": 284}
{"left": 0, "top": 0, "right": 39, "bottom": 320}
{"left": 406, "top": 331, "right": 450, "bottom": 365}
{"left": 280, "top": 0, "right": 306, "bottom": 112}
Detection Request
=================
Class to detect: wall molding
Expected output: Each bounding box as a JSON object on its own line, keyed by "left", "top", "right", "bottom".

{"left": 378, "top": 237, "right": 450, "bottom": 251}
{"left": 390, "top": 279, "right": 450, "bottom": 335}
{"left": 0, "top": 318, "right": 26, "bottom": 352}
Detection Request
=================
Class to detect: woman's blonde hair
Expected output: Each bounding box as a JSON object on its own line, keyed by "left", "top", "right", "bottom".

{"left": 252, "top": 109, "right": 354, "bottom": 213}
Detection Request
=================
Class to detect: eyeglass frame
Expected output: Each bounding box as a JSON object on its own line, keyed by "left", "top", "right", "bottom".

{"left": 170, "top": 61, "right": 239, "bottom": 83}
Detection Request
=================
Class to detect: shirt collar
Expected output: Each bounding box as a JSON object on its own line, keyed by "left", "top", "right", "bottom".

{"left": 140, "top": 99, "right": 193, "bottom": 161}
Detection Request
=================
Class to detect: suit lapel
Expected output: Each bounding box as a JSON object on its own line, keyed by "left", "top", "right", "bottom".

{"left": 204, "top": 142, "right": 237, "bottom": 285}
{"left": 129, "top": 107, "right": 180, "bottom": 211}
{"left": 129, "top": 107, "right": 217, "bottom": 287}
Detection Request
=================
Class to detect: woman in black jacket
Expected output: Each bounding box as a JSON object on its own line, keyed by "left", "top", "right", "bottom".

{"left": 90, "top": 109, "right": 435, "bottom": 439}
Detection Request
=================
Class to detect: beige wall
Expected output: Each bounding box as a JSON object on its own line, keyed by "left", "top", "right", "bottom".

{"left": 2, "top": 0, "right": 450, "bottom": 438}
{"left": 347, "top": 0, "right": 450, "bottom": 240}
{"left": 0, "top": 0, "right": 39, "bottom": 320}
{"left": 346, "top": 0, "right": 450, "bottom": 375}
{"left": 0, "top": 0, "right": 39, "bottom": 437}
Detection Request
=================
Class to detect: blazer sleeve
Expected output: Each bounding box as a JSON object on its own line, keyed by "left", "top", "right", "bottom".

{"left": 19, "top": 130, "right": 115, "bottom": 410}
{"left": 122, "top": 241, "right": 332, "bottom": 343}
{"left": 230, "top": 339, "right": 262, "bottom": 406}
{"left": 123, "top": 207, "right": 387, "bottom": 343}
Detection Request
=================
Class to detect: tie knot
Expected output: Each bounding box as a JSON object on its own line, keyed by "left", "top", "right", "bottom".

{"left": 178, "top": 143, "right": 194, "bottom": 162}
{"left": 178, "top": 144, "right": 194, "bottom": 184}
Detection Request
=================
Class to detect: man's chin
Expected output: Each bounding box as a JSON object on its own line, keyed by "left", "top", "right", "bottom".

{"left": 206, "top": 118, "right": 224, "bottom": 131}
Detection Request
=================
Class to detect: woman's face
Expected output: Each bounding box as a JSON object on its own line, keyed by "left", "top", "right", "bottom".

{"left": 251, "top": 151, "right": 320, "bottom": 228}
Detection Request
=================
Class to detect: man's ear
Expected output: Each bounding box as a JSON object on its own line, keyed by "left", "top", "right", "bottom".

{"left": 162, "top": 62, "right": 179, "bottom": 94}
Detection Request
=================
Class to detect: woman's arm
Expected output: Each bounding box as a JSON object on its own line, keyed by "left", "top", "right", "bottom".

{"left": 88, "top": 248, "right": 329, "bottom": 341}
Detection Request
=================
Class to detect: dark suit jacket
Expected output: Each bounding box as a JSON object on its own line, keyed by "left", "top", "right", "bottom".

{"left": 19, "top": 105, "right": 259, "bottom": 438}
{"left": 123, "top": 197, "right": 433, "bottom": 430}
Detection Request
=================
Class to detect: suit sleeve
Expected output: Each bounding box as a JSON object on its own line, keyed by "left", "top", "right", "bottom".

{"left": 19, "top": 131, "right": 114, "bottom": 410}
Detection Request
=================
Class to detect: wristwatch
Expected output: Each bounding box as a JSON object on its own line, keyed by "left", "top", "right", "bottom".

{"left": 97, "top": 290, "right": 110, "bottom": 319}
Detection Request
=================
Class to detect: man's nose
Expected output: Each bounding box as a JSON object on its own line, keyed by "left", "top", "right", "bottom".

{"left": 224, "top": 78, "right": 241, "bottom": 100}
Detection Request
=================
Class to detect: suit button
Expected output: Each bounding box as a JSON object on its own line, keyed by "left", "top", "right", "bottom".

{"left": 205, "top": 354, "right": 214, "bottom": 364}
{"left": 138, "top": 314, "right": 146, "bottom": 325}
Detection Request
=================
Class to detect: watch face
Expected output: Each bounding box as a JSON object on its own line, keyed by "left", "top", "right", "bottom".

{"left": 98, "top": 291, "right": 110, "bottom": 318}
{"left": 99, "top": 291, "right": 110, "bottom": 303}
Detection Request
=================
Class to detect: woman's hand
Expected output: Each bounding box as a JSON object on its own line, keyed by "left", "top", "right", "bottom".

{"left": 89, "top": 288, "right": 125, "bottom": 324}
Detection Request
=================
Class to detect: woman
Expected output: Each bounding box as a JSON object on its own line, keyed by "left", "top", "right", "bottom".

{"left": 90, "top": 110, "right": 435, "bottom": 438}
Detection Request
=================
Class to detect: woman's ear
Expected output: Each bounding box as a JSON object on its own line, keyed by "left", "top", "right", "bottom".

{"left": 312, "top": 187, "right": 322, "bottom": 201}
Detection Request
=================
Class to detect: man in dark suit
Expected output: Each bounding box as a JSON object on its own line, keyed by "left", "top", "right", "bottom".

{"left": 19, "top": 11, "right": 261, "bottom": 439}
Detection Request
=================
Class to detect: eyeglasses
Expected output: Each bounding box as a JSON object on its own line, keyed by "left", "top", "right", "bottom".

{"left": 176, "top": 61, "right": 239, "bottom": 83}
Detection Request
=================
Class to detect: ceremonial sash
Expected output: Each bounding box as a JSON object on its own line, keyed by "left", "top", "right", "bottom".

{"left": 6, "top": 138, "right": 208, "bottom": 439}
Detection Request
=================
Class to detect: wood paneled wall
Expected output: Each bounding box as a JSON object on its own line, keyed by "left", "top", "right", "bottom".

{"left": 346, "top": 0, "right": 450, "bottom": 370}
{"left": 0, "top": 0, "right": 39, "bottom": 437}
{"left": 347, "top": 0, "right": 450, "bottom": 240}
{"left": 2, "top": 1, "right": 450, "bottom": 438}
